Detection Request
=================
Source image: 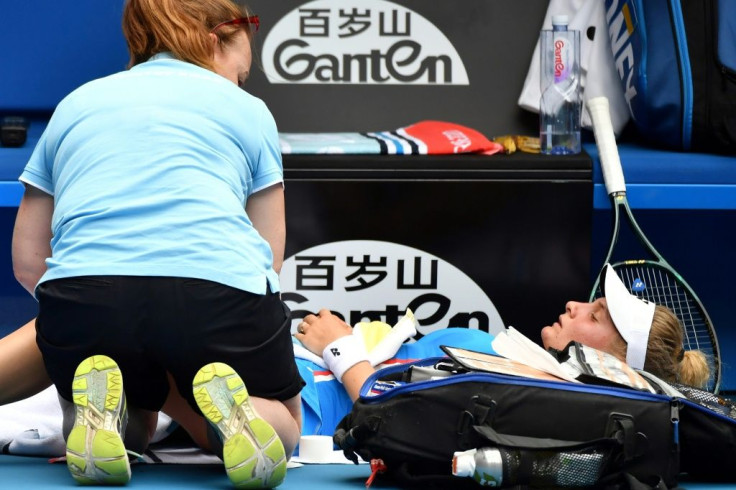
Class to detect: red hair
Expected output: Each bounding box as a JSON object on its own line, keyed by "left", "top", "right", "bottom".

{"left": 122, "top": 0, "right": 252, "bottom": 70}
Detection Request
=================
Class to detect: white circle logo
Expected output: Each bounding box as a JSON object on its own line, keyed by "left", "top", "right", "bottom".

{"left": 280, "top": 240, "right": 504, "bottom": 337}
{"left": 261, "top": 0, "right": 469, "bottom": 85}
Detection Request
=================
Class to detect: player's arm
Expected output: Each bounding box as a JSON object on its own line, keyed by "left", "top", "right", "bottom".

{"left": 0, "top": 319, "right": 52, "bottom": 405}
{"left": 295, "top": 309, "right": 375, "bottom": 402}
{"left": 246, "top": 183, "right": 285, "bottom": 274}
{"left": 12, "top": 185, "right": 53, "bottom": 295}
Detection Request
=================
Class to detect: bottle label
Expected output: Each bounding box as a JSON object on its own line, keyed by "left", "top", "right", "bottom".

{"left": 553, "top": 34, "right": 569, "bottom": 84}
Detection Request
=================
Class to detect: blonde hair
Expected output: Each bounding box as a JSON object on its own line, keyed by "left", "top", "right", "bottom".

{"left": 648, "top": 305, "right": 711, "bottom": 388}
{"left": 122, "top": 0, "right": 251, "bottom": 70}
{"left": 609, "top": 305, "right": 711, "bottom": 388}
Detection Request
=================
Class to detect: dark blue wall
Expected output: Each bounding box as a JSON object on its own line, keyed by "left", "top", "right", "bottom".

{"left": 0, "top": 1, "right": 128, "bottom": 113}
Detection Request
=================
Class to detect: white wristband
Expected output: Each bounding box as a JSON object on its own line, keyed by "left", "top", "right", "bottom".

{"left": 322, "top": 335, "right": 369, "bottom": 382}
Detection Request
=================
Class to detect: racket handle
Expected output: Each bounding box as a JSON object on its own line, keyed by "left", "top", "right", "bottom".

{"left": 587, "top": 97, "right": 626, "bottom": 195}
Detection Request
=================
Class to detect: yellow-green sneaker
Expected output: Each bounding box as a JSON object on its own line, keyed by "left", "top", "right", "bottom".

{"left": 193, "top": 363, "right": 287, "bottom": 489}
{"left": 66, "top": 354, "right": 131, "bottom": 485}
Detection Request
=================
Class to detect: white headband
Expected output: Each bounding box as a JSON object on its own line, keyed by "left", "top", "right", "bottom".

{"left": 602, "top": 264, "right": 655, "bottom": 370}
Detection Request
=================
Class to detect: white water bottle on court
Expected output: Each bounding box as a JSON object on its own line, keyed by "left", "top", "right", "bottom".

{"left": 452, "top": 447, "right": 503, "bottom": 487}
{"left": 539, "top": 15, "right": 581, "bottom": 155}
{"left": 453, "top": 446, "right": 607, "bottom": 487}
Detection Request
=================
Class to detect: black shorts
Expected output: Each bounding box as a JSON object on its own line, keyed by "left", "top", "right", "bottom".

{"left": 36, "top": 276, "right": 304, "bottom": 412}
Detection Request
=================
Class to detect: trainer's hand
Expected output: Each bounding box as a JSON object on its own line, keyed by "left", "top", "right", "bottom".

{"left": 294, "top": 308, "right": 353, "bottom": 355}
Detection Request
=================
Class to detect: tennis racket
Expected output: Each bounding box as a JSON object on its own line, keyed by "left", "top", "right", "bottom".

{"left": 587, "top": 96, "right": 721, "bottom": 393}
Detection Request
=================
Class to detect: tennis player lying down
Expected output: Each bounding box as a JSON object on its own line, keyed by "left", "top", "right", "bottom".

{"left": 0, "top": 265, "right": 710, "bottom": 457}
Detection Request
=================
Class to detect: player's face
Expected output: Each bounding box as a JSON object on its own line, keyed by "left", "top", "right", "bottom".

{"left": 541, "top": 298, "right": 623, "bottom": 356}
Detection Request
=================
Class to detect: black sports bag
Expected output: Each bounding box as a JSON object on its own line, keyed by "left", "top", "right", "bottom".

{"left": 334, "top": 357, "right": 680, "bottom": 489}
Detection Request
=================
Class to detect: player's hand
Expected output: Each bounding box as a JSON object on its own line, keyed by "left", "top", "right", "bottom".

{"left": 294, "top": 308, "right": 353, "bottom": 355}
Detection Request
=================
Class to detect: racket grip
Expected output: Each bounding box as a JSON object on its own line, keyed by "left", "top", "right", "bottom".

{"left": 587, "top": 97, "right": 626, "bottom": 195}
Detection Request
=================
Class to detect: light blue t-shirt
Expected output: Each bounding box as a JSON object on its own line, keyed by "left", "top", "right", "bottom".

{"left": 20, "top": 53, "right": 283, "bottom": 294}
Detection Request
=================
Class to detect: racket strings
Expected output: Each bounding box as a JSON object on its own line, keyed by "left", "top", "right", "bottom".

{"left": 615, "top": 266, "right": 713, "bottom": 358}
{"left": 593, "top": 266, "right": 714, "bottom": 358}
{"left": 621, "top": 268, "right": 702, "bottom": 347}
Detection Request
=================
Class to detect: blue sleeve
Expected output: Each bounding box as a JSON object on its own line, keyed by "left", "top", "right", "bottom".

{"left": 395, "top": 328, "right": 497, "bottom": 359}
{"left": 19, "top": 128, "right": 54, "bottom": 194}
{"left": 297, "top": 359, "right": 354, "bottom": 437}
{"left": 296, "top": 361, "right": 323, "bottom": 437}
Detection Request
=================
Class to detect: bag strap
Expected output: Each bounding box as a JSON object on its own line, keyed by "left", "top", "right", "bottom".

{"left": 334, "top": 415, "right": 382, "bottom": 464}
{"left": 460, "top": 394, "right": 645, "bottom": 461}
{"left": 459, "top": 394, "right": 618, "bottom": 451}
{"left": 473, "top": 424, "right": 619, "bottom": 451}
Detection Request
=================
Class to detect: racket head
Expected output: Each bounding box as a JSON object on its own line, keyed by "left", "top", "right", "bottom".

{"left": 591, "top": 260, "right": 721, "bottom": 393}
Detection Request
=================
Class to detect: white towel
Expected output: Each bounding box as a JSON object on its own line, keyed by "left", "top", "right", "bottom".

{"left": 0, "top": 387, "right": 65, "bottom": 456}
{"left": 291, "top": 309, "right": 418, "bottom": 369}
{"left": 0, "top": 386, "right": 174, "bottom": 457}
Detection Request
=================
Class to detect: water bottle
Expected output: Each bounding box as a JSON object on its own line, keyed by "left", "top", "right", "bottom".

{"left": 453, "top": 446, "right": 606, "bottom": 487}
{"left": 539, "top": 15, "right": 581, "bottom": 155}
{"left": 452, "top": 447, "right": 503, "bottom": 487}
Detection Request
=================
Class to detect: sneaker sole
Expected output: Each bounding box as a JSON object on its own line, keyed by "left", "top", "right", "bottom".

{"left": 66, "top": 355, "right": 131, "bottom": 485}
{"left": 193, "top": 363, "right": 286, "bottom": 489}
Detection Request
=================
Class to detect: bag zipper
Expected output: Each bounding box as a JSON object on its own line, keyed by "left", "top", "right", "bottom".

{"left": 360, "top": 358, "right": 671, "bottom": 404}
{"left": 671, "top": 399, "right": 681, "bottom": 449}
{"left": 669, "top": 0, "right": 694, "bottom": 150}
{"left": 679, "top": 397, "right": 736, "bottom": 424}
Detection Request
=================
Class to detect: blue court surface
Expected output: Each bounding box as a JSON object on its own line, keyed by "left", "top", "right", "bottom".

{"left": 0, "top": 456, "right": 376, "bottom": 489}
{"left": 0, "top": 455, "right": 731, "bottom": 489}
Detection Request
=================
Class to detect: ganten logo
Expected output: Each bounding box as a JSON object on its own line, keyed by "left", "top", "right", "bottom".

{"left": 262, "top": 0, "right": 469, "bottom": 85}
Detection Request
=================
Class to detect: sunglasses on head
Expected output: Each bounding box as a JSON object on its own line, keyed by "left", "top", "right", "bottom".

{"left": 210, "top": 15, "right": 260, "bottom": 34}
